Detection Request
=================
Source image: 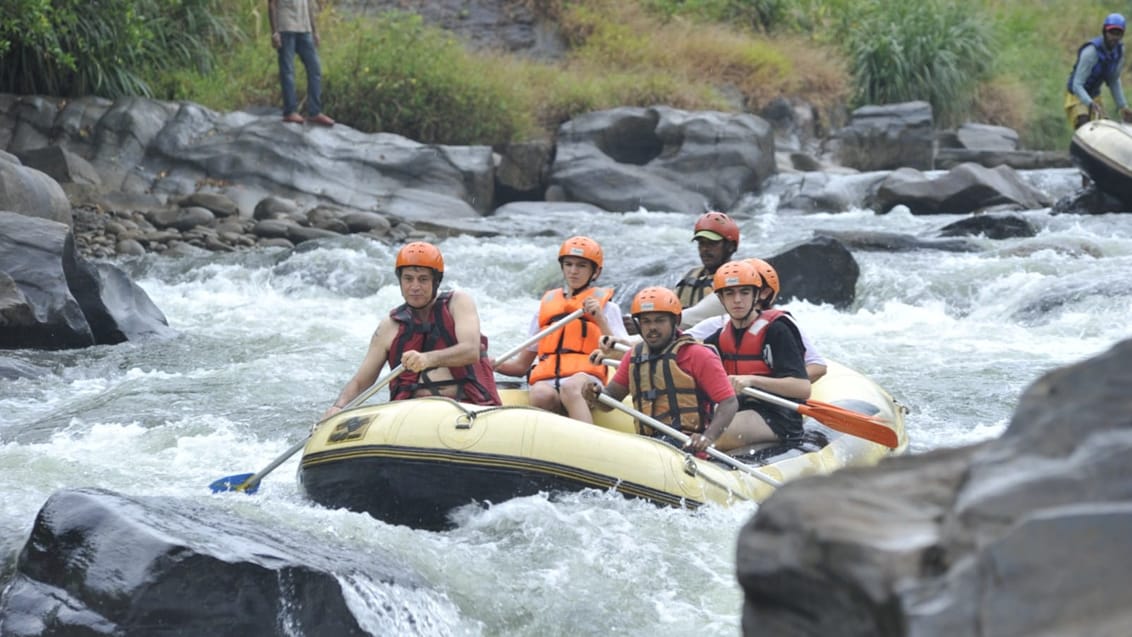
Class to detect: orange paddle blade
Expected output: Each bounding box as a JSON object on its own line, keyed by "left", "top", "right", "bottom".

{"left": 795, "top": 400, "right": 899, "bottom": 448}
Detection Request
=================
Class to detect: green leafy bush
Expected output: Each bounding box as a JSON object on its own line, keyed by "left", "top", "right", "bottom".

{"left": 320, "top": 12, "right": 532, "bottom": 144}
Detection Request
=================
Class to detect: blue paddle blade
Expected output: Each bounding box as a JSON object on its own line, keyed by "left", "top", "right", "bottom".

{"left": 208, "top": 473, "right": 260, "bottom": 494}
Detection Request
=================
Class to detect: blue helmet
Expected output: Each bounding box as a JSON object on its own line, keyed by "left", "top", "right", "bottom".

{"left": 1104, "top": 13, "right": 1126, "bottom": 32}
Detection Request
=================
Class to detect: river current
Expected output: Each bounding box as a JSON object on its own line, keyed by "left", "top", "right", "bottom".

{"left": 2, "top": 168, "right": 1131, "bottom": 635}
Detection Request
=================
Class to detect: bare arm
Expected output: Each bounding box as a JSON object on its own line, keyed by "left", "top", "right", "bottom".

{"left": 494, "top": 348, "right": 536, "bottom": 377}
{"left": 323, "top": 316, "right": 396, "bottom": 417}
{"left": 602, "top": 379, "right": 629, "bottom": 403}
{"left": 702, "top": 395, "right": 738, "bottom": 442}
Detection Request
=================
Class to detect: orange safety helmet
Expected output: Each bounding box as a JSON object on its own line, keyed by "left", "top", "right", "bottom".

{"left": 558, "top": 236, "right": 604, "bottom": 270}
{"left": 712, "top": 260, "right": 763, "bottom": 292}
{"left": 745, "top": 258, "right": 780, "bottom": 305}
{"left": 631, "top": 286, "right": 683, "bottom": 321}
{"left": 396, "top": 241, "right": 445, "bottom": 281}
{"left": 692, "top": 211, "right": 740, "bottom": 246}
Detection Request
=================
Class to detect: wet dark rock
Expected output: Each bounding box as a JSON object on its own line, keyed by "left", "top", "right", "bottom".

{"left": 873, "top": 163, "right": 1050, "bottom": 215}
{"left": 936, "top": 214, "right": 1038, "bottom": 240}
{"left": 766, "top": 236, "right": 859, "bottom": 308}
{"left": 813, "top": 229, "right": 980, "bottom": 253}
{"left": 0, "top": 212, "right": 171, "bottom": 349}
{"left": 0, "top": 488, "right": 429, "bottom": 636}
{"left": 737, "top": 338, "right": 1132, "bottom": 637}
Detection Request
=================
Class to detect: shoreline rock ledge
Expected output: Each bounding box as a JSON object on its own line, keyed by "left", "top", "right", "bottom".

{"left": 736, "top": 337, "right": 1132, "bottom": 637}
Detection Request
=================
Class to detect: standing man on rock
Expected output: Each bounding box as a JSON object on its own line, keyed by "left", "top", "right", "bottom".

{"left": 1066, "top": 12, "right": 1132, "bottom": 130}
{"left": 269, "top": 0, "right": 335, "bottom": 126}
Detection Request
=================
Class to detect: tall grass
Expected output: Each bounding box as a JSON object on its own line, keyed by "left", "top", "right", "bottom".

{"left": 0, "top": 0, "right": 242, "bottom": 98}
{"left": 841, "top": 0, "right": 992, "bottom": 128}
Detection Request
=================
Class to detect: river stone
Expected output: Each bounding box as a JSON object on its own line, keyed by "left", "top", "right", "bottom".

{"left": 0, "top": 488, "right": 430, "bottom": 636}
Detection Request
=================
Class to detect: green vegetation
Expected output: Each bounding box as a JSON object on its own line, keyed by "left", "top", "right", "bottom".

{"left": 0, "top": 0, "right": 1121, "bottom": 149}
{"left": 0, "top": 0, "right": 238, "bottom": 97}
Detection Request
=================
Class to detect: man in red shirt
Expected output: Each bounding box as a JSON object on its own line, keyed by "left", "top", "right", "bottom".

{"left": 589, "top": 286, "right": 736, "bottom": 452}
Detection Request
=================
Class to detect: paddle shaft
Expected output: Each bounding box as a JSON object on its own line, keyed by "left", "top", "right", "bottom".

{"left": 493, "top": 308, "right": 586, "bottom": 368}
{"left": 220, "top": 309, "right": 586, "bottom": 493}
{"left": 610, "top": 341, "right": 896, "bottom": 449}
{"left": 596, "top": 393, "right": 782, "bottom": 488}
{"left": 234, "top": 364, "right": 405, "bottom": 491}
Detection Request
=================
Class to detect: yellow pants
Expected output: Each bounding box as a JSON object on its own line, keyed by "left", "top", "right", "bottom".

{"left": 1065, "top": 91, "right": 1103, "bottom": 130}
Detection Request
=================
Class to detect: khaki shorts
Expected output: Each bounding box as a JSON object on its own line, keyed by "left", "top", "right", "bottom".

{"left": 1065, "top": 91, "right": 1102, "bottom": 129}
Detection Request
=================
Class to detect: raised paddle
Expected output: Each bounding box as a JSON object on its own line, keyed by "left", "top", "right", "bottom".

{"left": 208, "top": 364, "right": 405, "bottom": 494}
{"left": 740, "top": 386, "right": 899, "bottom": 449}
{"left": 595, "top": 393, "right": 782, "bottom": 488}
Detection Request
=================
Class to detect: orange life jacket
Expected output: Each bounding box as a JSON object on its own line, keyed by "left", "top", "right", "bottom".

{"left": 528, "top": 286, "right": 613, "bottom": 385}
{"left": 387, "top": 291, "right": 502, "bottom": 406}
{"left": 627, "top": 334, "right": 710, "bottom": 436}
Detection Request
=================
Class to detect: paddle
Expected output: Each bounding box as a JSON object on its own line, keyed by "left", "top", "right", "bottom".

{"left": 595, "top": 393, "right": 782, "bottom": 488}
{"left": 208, "top": 364, "right": 405, "bottom": 494}
{"left": 602, "top": 341, "right": 899, "bottom": 449}
{"left": 739, "top": 386, "right": 898, "bottom": 449}
{"left": 210, "top": 307, "right": 587, "bottom": 494}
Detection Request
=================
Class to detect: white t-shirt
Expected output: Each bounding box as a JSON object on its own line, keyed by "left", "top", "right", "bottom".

{"left": 680, "top": 292, "right": 725, "bottom": 328}
{"left": 687, "top": 313, "right": 826, "bottom": 367}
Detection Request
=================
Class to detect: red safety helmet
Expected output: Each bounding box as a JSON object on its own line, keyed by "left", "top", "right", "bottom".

{"left": 692, "top": 211, "right": 740, "bottom": 246}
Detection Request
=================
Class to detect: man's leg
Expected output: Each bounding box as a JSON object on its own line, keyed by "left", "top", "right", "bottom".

{"left": 558, "top": 374, "right": 598, "bottom": 424}
{"left": 278, "top": 33, "right": 299, "bottom": 118}
{"left": 528, "top": 381, "right": 564, "bottom": 415}
{"left": 295, "top": 32, "right": 323, "bottom": 116}
{"left": 714, "top": 410, "right": 779, "bottom": 452}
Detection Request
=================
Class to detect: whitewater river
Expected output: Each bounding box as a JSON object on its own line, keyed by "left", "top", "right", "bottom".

{"left": 2, "top": 168, "right": 1131, "bottom": 635}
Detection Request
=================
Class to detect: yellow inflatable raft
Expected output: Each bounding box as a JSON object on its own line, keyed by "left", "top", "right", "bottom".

{"left": 298, "top": 361, "right": 907, "bottom": 530}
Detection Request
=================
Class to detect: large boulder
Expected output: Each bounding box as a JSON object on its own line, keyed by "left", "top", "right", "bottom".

{"left": 548, "top": 106, "right": 775, "bottom": 212}
{"left": 0, "top": 488, "right": 431, "bottom": 636}
{"left": 872, "top": 163, "right": 1051, "bottom": 215}
{"left": 830, "top": 101, "right": 935, "bottom": 172}
{"left": 0, "top": 95, "right": 495, "bottom": 223}
{"left": 766, "top": 236, "right": 859, "bottom": 309}
{"left": 736, "top": 338, "right": 1132, "bottom": 637}
{"left": 0, "top": 154, "right": 72, "bottom": 225}
{"left": 0, "top": 211, "right": 172, "bottom": 349}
